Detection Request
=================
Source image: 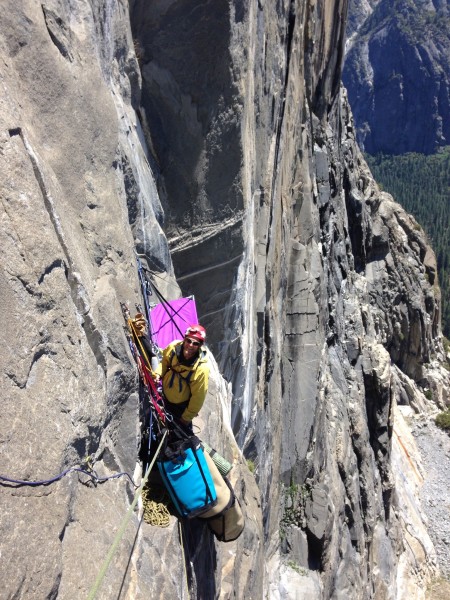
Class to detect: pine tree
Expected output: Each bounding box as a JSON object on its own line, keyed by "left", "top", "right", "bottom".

{"left": 366, "top": 150, "right": 450, "bottom": 338}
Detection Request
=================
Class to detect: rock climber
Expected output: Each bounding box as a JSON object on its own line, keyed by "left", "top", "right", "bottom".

{"left": 155, "top": 324, "right": 209, "bottom": 430}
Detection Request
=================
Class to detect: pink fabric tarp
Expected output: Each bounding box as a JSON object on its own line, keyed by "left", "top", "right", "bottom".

{"left": 149, "top": 296, "right": 198, "bottom": 349}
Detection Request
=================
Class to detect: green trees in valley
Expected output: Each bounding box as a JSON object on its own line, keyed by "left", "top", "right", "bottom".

{"left": 366, "top": 149, "right": 450, "bottom": 338}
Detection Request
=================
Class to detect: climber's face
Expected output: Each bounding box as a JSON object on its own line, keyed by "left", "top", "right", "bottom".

{"left": 183, "top": 337, "right": 201, "bottom": 360}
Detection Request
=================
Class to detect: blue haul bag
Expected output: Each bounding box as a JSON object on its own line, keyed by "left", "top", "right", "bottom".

{"left": 157, "top": 436, "right": 217, "bottom": 518}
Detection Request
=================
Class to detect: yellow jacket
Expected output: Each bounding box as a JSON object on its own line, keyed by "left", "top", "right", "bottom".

{"left": 156, "top": 340, "right": 210, "bottom": 422}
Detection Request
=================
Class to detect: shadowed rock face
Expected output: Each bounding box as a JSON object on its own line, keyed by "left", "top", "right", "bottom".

{"left": 0, "top": 1, "right": 261, "bottom": 598}
{"left": 130, "top": 0, "right": 245, "bottom": 350}
{"left": 1, "top": 0, "right": 449, "bottom": 599}
{"left": 346, "top": 0, "right": 380, "bottom": 38}
{"left": 343, "top": 0, "right": 450, "bottom": 154}
{"left": 132, "top": 0, "right": 448, "bottom": 597}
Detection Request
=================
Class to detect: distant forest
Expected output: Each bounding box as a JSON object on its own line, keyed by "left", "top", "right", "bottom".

{"left": 366, "top": 150, "right": 450, "bottom": 339}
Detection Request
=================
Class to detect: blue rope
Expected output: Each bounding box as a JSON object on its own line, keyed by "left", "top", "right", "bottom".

{"left": 0, "top": 467, "right": 137, "bottom": 488}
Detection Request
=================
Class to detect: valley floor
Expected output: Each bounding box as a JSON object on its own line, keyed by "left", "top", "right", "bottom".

{"left": 412, "top": 417, "right": 450, "bottom": 588}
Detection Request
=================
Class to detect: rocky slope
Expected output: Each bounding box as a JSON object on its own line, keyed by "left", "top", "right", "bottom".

{"left": 346, "top": 0, "right": 380, "bottom": 38}
{"left": 412, "top": 414, "right": 450, "bottom": 579}
{"left": 1, "top": 1, "right": 449, "bottom": 599}
{"left": 343, "top": 0, "right": 450, "bottom": 154}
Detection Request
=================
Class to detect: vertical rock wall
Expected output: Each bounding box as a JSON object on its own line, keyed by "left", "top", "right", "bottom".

{"left": 130, "top": 0, "right": 246, "bottom": 353}
{"left": 132, "top": 0, "right": 449, "bottom": 598}
{"left": 0, "top": 1, "right": 263, "bottom": 598}
{"left": 343, "top": 0, "right": 450, "bottom": 155}
{"left": 1, "top": 0, "right": 449, "bottom": 599}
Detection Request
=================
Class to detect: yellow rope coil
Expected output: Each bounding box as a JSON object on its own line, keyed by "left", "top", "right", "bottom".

{"left": 142, "top": 486, "right": 171, "bottom": 527}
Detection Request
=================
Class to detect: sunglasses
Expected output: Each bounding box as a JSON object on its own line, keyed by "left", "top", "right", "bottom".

{"left": 184, "top": 337, "right": 201, "bottom": 347}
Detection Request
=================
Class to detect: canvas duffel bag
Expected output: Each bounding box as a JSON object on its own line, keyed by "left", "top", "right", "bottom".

{"left": 198, "top": 452, "right": 245, "bottom": 542}
{"left": 198, "top": 451, "right": 233, "bottom": 519}
{"left": 206, "top": 479, "right": 244, "bottom": 542}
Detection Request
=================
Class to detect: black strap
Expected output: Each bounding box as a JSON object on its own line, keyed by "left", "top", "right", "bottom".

{"left": 203, "top": 478, "right": 235, "bottom": 521}
{"left": 159, "top": 439, "right": 215, "bottom": 516}
{"left": 168, "top": 348, "right": 195, "bottom": 393}
{"left": 191, "top": 445, "right": 215, "bottom": 504}
{"left": 147, "top": 278, "right": 186, "bottom": 340}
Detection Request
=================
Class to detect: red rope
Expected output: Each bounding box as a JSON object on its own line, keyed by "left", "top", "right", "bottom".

{"left": 140, "top": 359, "right": 166, "bottom": 423}
{"left": 123, "top": 308, "right": 167, "bottom": 424}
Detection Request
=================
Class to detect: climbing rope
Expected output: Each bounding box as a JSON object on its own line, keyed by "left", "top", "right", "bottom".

{"left": 121, "top": 303, "right": 167, "bottom": 424}
{"left": 87, "top": 429, "right": 168, "bottom": 600}
{"left": 148, "top": 281, "right": 186, "bottom": 340}
{"left": 135, "top": 252, "right": 181, "bottom": 295}
{"left": 142, "top": 485, "right": 171, "bottom": 527}
{"left": 135, "top": 256, "right": 187, "bottom": 341}
{"left": 0, "top": 466, "right": 136, "bottom": 488}
{"left": 178, "top": 520, "right": 189, "bottom": 600}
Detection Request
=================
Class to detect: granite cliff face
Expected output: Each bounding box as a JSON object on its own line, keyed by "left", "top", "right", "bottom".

{"left": 1, "top": 1, "right": 449, "bottom": 599}
{"left": 346, "top": 0, "right": 380, "bottom": 38}
{"left": 343, "top": 0, "right": 450, "bottom": 154}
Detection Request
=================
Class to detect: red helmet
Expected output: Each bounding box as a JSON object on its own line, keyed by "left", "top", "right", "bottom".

{"left": 185, "top": 324, "right": 206, "bottom": 344}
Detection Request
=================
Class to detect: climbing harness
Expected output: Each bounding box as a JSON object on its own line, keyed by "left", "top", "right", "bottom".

{"left": 86, "top": 253, "right": 244, "bottom": 598}
{"left": 167, "top": 346, "right": 195, "bottom": 393}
